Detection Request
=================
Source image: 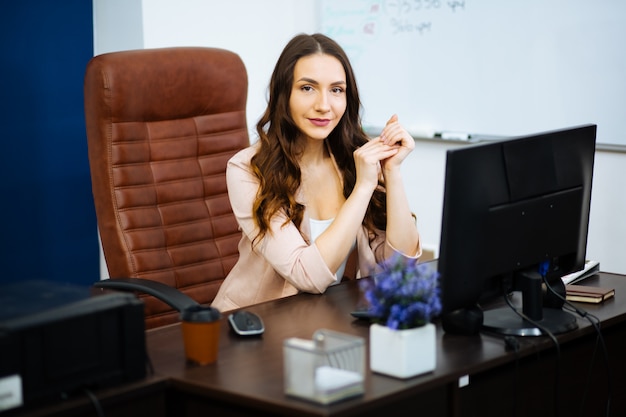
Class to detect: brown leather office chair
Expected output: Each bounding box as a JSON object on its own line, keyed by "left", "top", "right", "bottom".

{"left": 84, "top": 47, "right": 249, "bottom": 328}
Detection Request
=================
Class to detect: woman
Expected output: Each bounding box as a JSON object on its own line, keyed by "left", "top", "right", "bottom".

{"left": 212, "top": 33, "right": 421, "bottom": 312}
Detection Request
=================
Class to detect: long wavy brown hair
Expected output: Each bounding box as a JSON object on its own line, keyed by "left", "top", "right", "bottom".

{"left": 250, "top": 33, "right": 387, "bottom": 245}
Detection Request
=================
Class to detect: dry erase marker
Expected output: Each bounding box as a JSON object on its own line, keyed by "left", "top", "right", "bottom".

{"left": 434, "top": 131, "right": 471, "bottom": 141}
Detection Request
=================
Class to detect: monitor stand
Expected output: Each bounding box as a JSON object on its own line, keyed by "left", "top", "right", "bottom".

{"left": 482, "top": 269, "right": 578, "bottom": 336}
{"left": 482, "top": 306, "right": 577, "bottom": 336}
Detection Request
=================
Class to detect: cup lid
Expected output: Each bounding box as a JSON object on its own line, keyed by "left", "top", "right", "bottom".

{"left": 181, "top": 305, "right": 221, "bottom": 322}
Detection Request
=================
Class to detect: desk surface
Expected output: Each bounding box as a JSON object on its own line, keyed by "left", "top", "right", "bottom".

{"left": 146, "top": 272, "right": 626, "bottom": 417}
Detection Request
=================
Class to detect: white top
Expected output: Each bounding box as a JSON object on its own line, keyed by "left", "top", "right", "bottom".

{"left": 310, "top": 218, "right": 354, "bottom": 285}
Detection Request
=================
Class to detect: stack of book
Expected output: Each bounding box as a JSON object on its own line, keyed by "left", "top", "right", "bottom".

{"left": 565, "top": 285, "right": 614, "bottom": 304}
{"left": 561, "top": 260, "right": 615, "bottom": 304}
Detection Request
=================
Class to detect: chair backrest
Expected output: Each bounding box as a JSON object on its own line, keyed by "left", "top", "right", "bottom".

{"left": 84, "top": 47, "right": 249, "bottom": 328}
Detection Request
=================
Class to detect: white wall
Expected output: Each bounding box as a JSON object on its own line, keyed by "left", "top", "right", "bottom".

{"left": 93, "top": 0, "right": 626, "bottom": 275}
{"left": 94, "top": 0, "right": 318, "bottom": 141}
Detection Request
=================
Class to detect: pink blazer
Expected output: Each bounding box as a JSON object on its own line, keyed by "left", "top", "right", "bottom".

{"left": 211, "top": 144, "right": 421, "bottom": 312}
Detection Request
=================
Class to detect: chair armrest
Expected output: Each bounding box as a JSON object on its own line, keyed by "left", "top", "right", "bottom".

{"left": 93, "top": 278, "right": 200, "bottom": 312}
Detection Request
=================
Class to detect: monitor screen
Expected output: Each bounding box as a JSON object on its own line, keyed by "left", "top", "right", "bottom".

{"left": 437, "top": 124, "right": 596, "bottom": 336}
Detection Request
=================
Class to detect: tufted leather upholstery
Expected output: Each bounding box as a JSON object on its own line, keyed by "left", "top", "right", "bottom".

{"left": 84, "top": 47, "right": 249, "bottom": 328}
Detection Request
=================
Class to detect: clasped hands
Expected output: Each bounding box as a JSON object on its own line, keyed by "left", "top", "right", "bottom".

{"left": 353, "top": 114, "right": 414, "bottom": 190}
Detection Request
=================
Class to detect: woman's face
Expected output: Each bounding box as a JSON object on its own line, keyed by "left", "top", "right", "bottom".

{"left": 289, "top": 53, "right": 347, "bottom": 142}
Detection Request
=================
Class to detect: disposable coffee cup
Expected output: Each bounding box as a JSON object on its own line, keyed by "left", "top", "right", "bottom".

{"left": 180, "top": 305, "right": 221, "bottom": 365}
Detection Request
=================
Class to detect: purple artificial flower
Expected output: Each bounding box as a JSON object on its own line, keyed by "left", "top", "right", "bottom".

{"left": 359, "top": 252, "right": 441, "bottom": 330}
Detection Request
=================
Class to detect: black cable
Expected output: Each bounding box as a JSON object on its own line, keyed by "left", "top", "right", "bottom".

{"left": 543, "top": 277, "right": 612, "bottom": 417}
{"left": 582, "top": 330, "right": 611, "bottom": 416}
{"left": 560, "top": 301, "right": 601, "bottom": 414}
{"left": 504, "top": 334, "right": 521, "bottom": 417}
{"left": 504, "top": 292, "right": 562, "bottom": 417}
{"left": 83, "top": 387, "right": 105, "bottom": 417}
{"left": 591, "top": 322, "right": 612, "bottom": 417}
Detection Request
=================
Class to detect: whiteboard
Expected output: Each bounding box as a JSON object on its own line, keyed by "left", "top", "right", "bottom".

{"left": 319, "top": 0, "right": 626, "bottom": 146}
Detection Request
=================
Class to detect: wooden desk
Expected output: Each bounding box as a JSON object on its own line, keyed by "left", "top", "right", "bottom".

{"left": 8, "top": 272, "right": 626, "bottom": 417}
{"left": 147, "top": 272, "right": 626, "bottom": 417}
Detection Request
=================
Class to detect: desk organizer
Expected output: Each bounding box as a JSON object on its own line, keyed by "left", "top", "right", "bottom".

{"left": 283, "top": 329, "right": 365, "bottom": 404}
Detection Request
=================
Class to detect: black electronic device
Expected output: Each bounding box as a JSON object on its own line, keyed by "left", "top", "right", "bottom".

{"left": 437, "top": 124, "right": 596, "bottom": 336}
{"left": 350, "top": 309, "right": 376, "bottom": 320}
{"left": 0, "top": 280, "right": 146, "bottom": 411}
{"left": 228, "top": 310, "right": 264, "bottom": 336}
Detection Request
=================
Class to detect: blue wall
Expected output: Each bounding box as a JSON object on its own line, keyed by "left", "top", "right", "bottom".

{"left": 0, "top": 1, "right": 98, "bottom": 285}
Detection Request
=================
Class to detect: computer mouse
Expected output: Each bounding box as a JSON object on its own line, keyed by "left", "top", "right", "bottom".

{"left": 228, "top": 310, "right": 265, "bottom": 336}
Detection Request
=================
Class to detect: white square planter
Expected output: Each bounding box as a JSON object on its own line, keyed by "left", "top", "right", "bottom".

{"left": 369, "top": 323, "right": 436, "bottom": 379}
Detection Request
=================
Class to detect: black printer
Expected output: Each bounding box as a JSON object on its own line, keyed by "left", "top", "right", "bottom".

{"left": 0, "top": 280, "right": 146, "bottom": 411}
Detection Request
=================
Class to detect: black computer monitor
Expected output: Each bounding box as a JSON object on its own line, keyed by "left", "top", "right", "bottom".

{"left": 437, "top": 124, "right": 596, "bottom": 336}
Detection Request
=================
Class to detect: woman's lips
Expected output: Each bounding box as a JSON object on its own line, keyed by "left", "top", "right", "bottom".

{"left": 309, "top": 118, "right": 331, "bottom": 127}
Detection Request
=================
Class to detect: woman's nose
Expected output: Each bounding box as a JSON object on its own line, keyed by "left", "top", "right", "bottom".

{"left": 315, "top": 92, "right": 331, "bottom": 112}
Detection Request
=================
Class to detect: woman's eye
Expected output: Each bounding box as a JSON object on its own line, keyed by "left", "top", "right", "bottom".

{"left": 332, "top": 87, "right": 344, "bottom": 94}
{"left": 301, "top": 85, "right": 313, "bottom": 92}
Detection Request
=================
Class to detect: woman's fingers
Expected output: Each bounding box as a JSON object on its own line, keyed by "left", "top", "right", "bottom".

{"left": 355, "top": 137, "right": 398, "bottom": 161}
{"left": 353, "top": 138, "right": 397, "bottom": 188}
